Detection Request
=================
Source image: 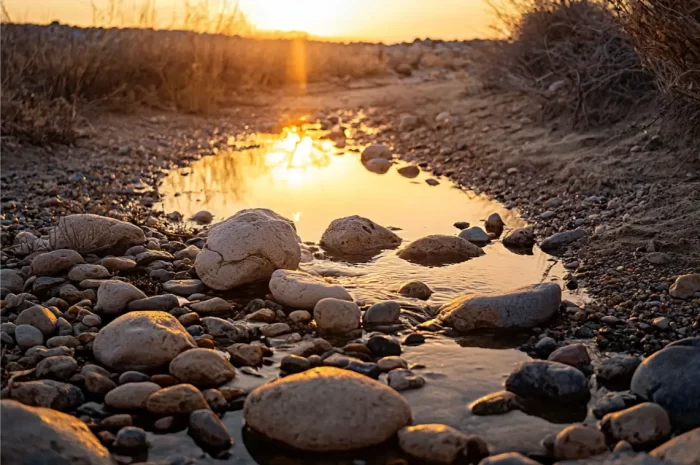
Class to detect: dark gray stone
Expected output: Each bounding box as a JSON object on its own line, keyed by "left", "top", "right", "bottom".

{"left": 363, "top": 301, "right": 401, "bottom": 325}
{"left": 506, "top": 361, "right": 590, "bottom": 404}
{"left": 367, "top": 334, "right": 401, "bottom": 357}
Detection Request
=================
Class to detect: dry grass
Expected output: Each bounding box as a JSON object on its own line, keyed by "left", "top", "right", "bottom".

{"left": 610, "top": 0, "right": 700, "bottom": 140}
{"left": 479, "top": 0, "right": 656, "bottom": 128}
{"left": 0, "top": 22, "right": 388, "bottom": 145}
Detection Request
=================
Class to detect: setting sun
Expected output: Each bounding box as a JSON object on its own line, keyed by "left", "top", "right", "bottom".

{"left": 240, "top": 0, "right": 355, "bottom": 37}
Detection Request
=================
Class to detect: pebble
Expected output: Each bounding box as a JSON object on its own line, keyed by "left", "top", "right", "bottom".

{"left": 101, "top": 414, "right": 133, "bottom": 430}
{"left": 169, "top": 348, "right": 236, "bottom": 387}
{"left": 377, "top": 356, "right": 408, "bottom": 372}
{"left": 397, "top": 281, "right": 433, "bottom": 300}
{"left": 270, "top": 270, "right": 352, "bottom": 310}
{"left": 547, "top": 344, "right": 591, "bottom": 369}
{"left": 596, "top": 355, "right": 641, "bottom": 390}
{"left": 553, "top": 425, "right": 607, "bottom": 460}
{"left": 105, "top": 382, "right": 161, "bottom": 410}
{"left": 188, "top": 409, "right": 232, "bottom": 448}
{"left": 114, "top": 426, "right": 147, "bottom": 449}
{"left": 363, "top": 301, "right": 401, "bottom": 325}
{"left": 387, "top": 368, "right": 425, "bottom": 391}
{"left": 146, "top": 384, "right": 209, "bottom": 415}
{"left": 30, "top": 249, "right": 84, "bottom": 277}
{"left": 35, "top": 355, "right": 78, "bottom": 381}
{"left": 280, "top": 354, "right": 311, "bottom": 374}
{"left": 313, "top": 298, "right": 360, "bottom": 334}
{"left": 226, "top": 343, "right": 263, "bottom": 366}
{"left": 15, "top": 324, "right": 44, "bottom": 350}
{"left": 505, "top": 360, "right": 590, "bottom": 404}
{"left": 601, "top": 402, "right": 671, "bottom": 447}
{"left": 469, "top": 391, "right": 522, "bottom": 415}
{"left": 397, "top": 424, "right": 470, "bottom": 464}
{"left": 367, "top": 334, "right": 402, "bottom": 357}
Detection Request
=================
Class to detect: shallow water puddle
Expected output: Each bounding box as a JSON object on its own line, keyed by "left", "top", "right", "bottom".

{"left": 149, "top": 125, "right": 585, "bottom": 464}
{"left": 158, "top": 125, "right": 568, "bottom": 304}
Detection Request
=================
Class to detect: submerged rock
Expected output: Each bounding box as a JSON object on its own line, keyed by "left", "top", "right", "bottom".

{"left": 195, "top": 209, "right": 301, "bottom": 290}
{"left": 93, "top": 311, "right": 196, "bottom": 372}
{"left": 398, "top": 235, "right": 482, "bottom": 265}
{"left": 485, "top": 213, "right": 505, "bottom": 234}
{"left": 398, "top": 280, "right": 433, "bottom": 300}
{"left": 437, "top": 283, "right": 561, "bottom": 332}
{"left": 360, "top": 144, "right": 392, "bottom": 163}
{"left": 320, "top": 216, "right": 401, "bottom": 256}
{"left": 243, "top": 367, "right": 411, "bottom": 451}
{"left": 50, "top": 214, "right": 145, "bottom": 254}
{"left": 630, "top": 345, "right": 700, "bottom": 430}
{"left": 189, "top": 409, "right": 232, "bottom": 448}
{"left": 469, "top": 391, "right": 522, "bottom": 415}
{"left": 505, "top": 361, "right": 590, "bottom": 404}
{"left": 270, "top": 269, "right": 352, "bottom": 310}
{"left": 1, "top": 400, "right": 112, "bottom": 465}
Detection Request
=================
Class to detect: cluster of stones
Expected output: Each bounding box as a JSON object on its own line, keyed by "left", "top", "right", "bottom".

{"left": 2, "top": 208, "right": 699, "bottom": 464}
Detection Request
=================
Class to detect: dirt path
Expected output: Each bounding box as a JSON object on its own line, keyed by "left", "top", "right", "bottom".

{"left": 3, "top": 73, "right": 699, "bottom": 354}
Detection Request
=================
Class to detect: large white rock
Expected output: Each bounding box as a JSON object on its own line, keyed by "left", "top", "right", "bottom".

{"left": 269, "top": 269, "right": 352, "bottom": 310}
{"left": 437, "top": 283, "right": 561, "bottom": 331}
{"left": 320, "top": 216, "right": 401, "bottom": 256}
{"left": 93, "top": 311, "right": 196, "bottom": 372}
{"left": 94, "top": 280, "right": 147, "bottom": 315}
{"left": 1, "top": 400, "right": 112, "bottom": 465}
{"left": 50, "top": 214, "right": 145, "bottom": 254}
{"left": 669, "top": 273, "right": 700, "bottom": 299}
{"left": 195, "top": 209, "right": 301, "bottom": 291}
{"left": 30, "top": 249, "right": 84, "bottom": 277}
{"left": 313, "top": 298, "right": 361, "bottom": 334}
{"left": 398, "top": 235, "right": 483, "bottom": 265}
{"left": 244, "top": 367, "right": 411, "bottom": 451}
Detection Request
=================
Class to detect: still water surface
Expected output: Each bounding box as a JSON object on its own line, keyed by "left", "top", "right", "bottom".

{"left": 158, "top": 126, "right": 566, "bottom": 304}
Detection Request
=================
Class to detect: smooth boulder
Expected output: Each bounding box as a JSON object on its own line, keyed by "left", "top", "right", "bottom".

{"left": 397, "top": 424, "right": 471, "bottom": 464}
{"left": 169, "top": 348, "right": 236, "bottom": 387}
{"left": 630, "top": 345, "right": 700, "bottom": 430}
{"left": 243, "top": 367, "right": 411, "bottom": 451}
{"left": 320, "top": 216, "right": 401, "bottom": 256}
{"left": 502, "top": 227, "right": 535, "bottom": 249}
{"left": 195, "top": 209, "right": 301, "bottom": 290}
{"left": 398, "top": 235, "right": 483, "bottom": 265}
{"left": 269, "top": 269, "right": 352, "bottom": 310}
{"left": 313, "top": 298, "right": 361, "bottom": 334}
{"left": 1, "top": 400, "right": 112, "bottom": 465}
{"left": 93, "top": 311, "right": 196, "bottom": 372}
{"left": 437, "top": 283, "right": 561, "bottom": 332}
{"left": 50, "top": 214, "right": 145, "bottom": 254}
{"left": 30, "top": 249, "right": 84, "bottom": 277}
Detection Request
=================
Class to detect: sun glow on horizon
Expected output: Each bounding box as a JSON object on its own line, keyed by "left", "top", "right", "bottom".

{"left": 240, "top": 0, "right": 355, "bottom": 38}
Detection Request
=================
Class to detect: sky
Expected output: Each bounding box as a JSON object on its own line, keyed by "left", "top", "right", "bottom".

{"left": 3, "top": 0, "right": 494, "bottom": 43}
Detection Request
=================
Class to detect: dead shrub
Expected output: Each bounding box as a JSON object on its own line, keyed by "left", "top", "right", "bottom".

{"left": 610, "top": 0, "right": 700, "bottom": 140}
{"left": 479, "top": 0, "right": 656, "bottom": 128}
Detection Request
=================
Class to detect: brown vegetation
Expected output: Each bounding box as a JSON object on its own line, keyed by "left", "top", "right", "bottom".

{"left": 480, "top": 0, "right": 656, "bottom": 128}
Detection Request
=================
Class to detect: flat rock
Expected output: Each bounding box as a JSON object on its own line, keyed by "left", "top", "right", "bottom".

{"left": 93, "top": 311, "right": 196, "bottom": 372}
{"left": 631, "top": 345, "right": 700, "bottom": 430}
{"left": 270, "top": 269, "right": 352, "bottom": 310}
{"left": 68, "top": 264, "right": 110, "bottom": 281}
{"left": 30, "top": 249, "right": 85, "bottom": 277}
{"left": 505, "top": 361, "right": 590, "bottom": 404}
{"left": 320, "top": 216, "right": 401, "bottom": 256}
{"left": 94, "top": 280, "right": 146, "bottom": 315}
{"left": 194, "top": 209, "right": 301, "bottom": 290}
{"left": 540, "top": 229, "right": 585, "bottom": 252}
{"left": 50, "top": 214, "right": 145, "bottom": 254}
{"left": 458, "top": 226, "right": 491, "bottom": 245}
{"left": 437, "top": 283, "right": 561, "bottom": 332}
{"left": 127, "top": 294, "right": 180, "bottom": 312}
{"left": 398, "top": 424, "right": 470, "bottom": 464}
{"left": 146, "top": 383, "right": 209, "bottom": 415}
{"left": 398, "top": 235, "right": 483, "bottom": 265}
{"left": 244, "top": 367, "right": 411, "bottom": 451}
{"left": 1, "top": 400, "right": 111, "bottom": 465}
{"left": 191, "top": 297, "right": 232, "bottom": 314}
{"left": 169, "top": 348, "right": 236, "bottom": 387}
{"left": 99, "top": 257, "right": 137, "bottom": 272}
{"left": 162, "top": 279, "right": 205, "bottom": 296}
{"left": 105, "top": 382, "right": 161, "bottom": 410}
